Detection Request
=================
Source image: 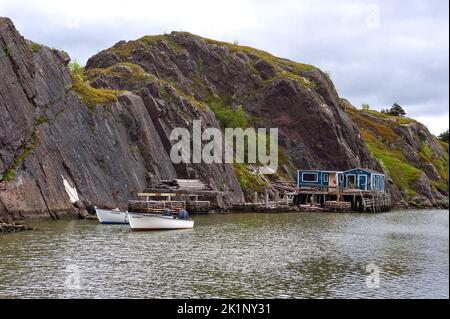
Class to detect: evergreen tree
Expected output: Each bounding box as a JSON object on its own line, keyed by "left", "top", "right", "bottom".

{"left": 438, "top": 129, "right": 449, "bottom": 143}
{"left": 361, "top": 103, "right": 370, "bottom": 111}
{"left": 387, "top": 103, "right": 406, "bottom": 116}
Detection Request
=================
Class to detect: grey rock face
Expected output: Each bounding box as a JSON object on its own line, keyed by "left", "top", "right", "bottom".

{"left": 83, "top": 31, "right": 450, "bottom": 209}
{"left": 0, "top": 20, "right": 170, "bottom": 220}
{"left": 1, "top": 20, "right": 245, "bottom": 221}
{"left": 1, "top": 20, "right": 447, "bottom": 221}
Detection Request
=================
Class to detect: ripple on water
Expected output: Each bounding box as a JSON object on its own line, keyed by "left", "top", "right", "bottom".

{"left": 0, "top": 210, "right": 448, "bottom": 298}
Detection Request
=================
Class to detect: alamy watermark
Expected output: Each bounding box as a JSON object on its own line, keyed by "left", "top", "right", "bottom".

{"left": 365, "top": 4, "right": 381, "bottom": 29}
{"left": 365, "top": 263, "right": 381, "bottom": 289}
{"left": 65, "top": 264, "right": 81, "bottom": 290}
{"left": 169, "top": 120, "right": 279, "bottom": 173}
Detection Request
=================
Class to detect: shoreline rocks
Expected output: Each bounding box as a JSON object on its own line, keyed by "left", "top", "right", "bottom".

{"left": 0, "top": 222, "right": 35, "bottom": 233}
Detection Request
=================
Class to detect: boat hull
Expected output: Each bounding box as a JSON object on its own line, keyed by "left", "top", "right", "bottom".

{"left": 128, "top": 212, "right": 194, "bottom": 230}
{"left": 96, "top": 208, "right": 129, "bottom": 224}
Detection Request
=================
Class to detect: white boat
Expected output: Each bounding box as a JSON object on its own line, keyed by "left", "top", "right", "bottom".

{"left": 127, "top": 212, "right": 194, "bottom": 230}
{"left": 95, "top": 207, "right": 129, "bottom": 224}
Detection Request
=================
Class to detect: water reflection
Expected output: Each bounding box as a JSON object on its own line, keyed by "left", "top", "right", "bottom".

{"left": 0, "top": 210, "right": 448, "bottom": 298}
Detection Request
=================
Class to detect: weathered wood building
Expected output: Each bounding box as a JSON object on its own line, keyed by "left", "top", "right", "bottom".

{"left": 296, "top": 167, "right": 390, "bottom": 212}
{"left": 297, "top": 168, "right": 385, "bottom": 192}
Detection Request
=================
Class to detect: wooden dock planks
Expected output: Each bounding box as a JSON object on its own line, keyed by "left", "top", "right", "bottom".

{"left": 324, "top": 201, "right": 352, "bottom": 211}
{"left": 128, "top": 200, "right": 186, "bottom": 213}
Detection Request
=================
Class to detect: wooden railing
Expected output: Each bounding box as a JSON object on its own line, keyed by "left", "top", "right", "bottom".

{"left": 186, "top": 201, "right": 210, "bottom": 213}
{"left": 362, "top": 193, "right": 391, "bottom": 212}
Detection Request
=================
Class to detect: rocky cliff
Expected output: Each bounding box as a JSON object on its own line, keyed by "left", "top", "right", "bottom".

{"left": 0, "top": 18, "right": 242, "bottom": 221}
{"left": 83, "top": 32, "right": 384, "bottom": 196}
{"left": 0, "top": 18, "right": 448, "bottom": 221}
{"left": 344, "top": 102, "right": 448, "bottom": 208}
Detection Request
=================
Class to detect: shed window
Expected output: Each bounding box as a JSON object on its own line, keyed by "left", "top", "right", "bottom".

{"left": 347, "top": 175, "right": 356, "bottom": 186}
{"left": 323, "top": 174, "right": 329, "bottom": 182}
{"left": 339, "top": 174, "right": 344, "bottom": 182}
{"left": 302, "top": 173, "right": 318, "bottom": 182}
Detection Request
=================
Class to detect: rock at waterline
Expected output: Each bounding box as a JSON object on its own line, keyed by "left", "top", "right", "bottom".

{"left": 0, "top": 222, "right": 35, "bottom": 233}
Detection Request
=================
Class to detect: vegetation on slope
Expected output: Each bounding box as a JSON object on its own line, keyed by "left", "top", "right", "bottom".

{"left": 206, "top": 96, "right": 273, "bottom": 197}
{"left": 85, "top": 62, "right": 154, "bottom": 85}
{"left": 2, "top": 129, "right": 40, "bottom": 182}
{"left": 207, "top": 97, "right": 248, "bottom": 129}
{"left": 438, "top": 129, "right": 449, "bottom": 144}
{"left": 69, "top": 60, "right": 118, "bottom": 111}
{"left": 109, "top": 31, "right": 319, "bottom": 97}
{"left": 111, "top": 34, "right": 182, "bottom": 58}
{"left": 192, "top": 32, "right": 321, "bottom": 93}
{"left": 365, "top": 140, "right": 422, "bottom": 196}
{"left": 204, "top": 95, "right": 292, "bottom": 197}
{"left": 193, "top": 33, "right": 317, "bottom": 72}
{"left": 85, "top": 61, "right": 208, "bottom": 112}
{"left": 345, "top": 105, "right": 449, "bottom": 199}
{"left": 28, "top": 41, "right": 42, "bottom": 53}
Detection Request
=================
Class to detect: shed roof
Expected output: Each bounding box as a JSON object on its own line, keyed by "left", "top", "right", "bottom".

{"left": 297, "top": 168, "right": 384, "bottom": 175}
{"left": 344, "top": 167, "right": 384, "bottom": 175}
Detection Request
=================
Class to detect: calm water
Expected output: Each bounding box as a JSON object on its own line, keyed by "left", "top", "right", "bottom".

{"left": 0, "top": 210, "right": 448, "bottom": 299}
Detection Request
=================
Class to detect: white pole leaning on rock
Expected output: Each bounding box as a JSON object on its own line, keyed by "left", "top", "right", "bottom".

{"left": 61, "top": 175, "right": 79, "bottom": 204}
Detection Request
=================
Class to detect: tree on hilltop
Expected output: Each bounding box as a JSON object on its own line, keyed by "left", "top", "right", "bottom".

{"left": 438, "top": 129, "right": 449, "bottom": 143}
{"left": 385, "top": 103, "right": 406, "bottom": 117}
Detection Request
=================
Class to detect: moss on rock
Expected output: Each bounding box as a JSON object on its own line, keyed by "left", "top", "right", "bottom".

{"left": 2, "top": 129, "right": 40, "bottom": 182}
{"left": 71, "top": 75, "right": 118, "bottom": 110}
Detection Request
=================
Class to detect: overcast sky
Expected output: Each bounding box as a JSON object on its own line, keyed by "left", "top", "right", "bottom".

{"left": 1, "top": 0, "right": 448, "bottom": 134}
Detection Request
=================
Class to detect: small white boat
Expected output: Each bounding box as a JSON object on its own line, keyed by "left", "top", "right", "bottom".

{"left": 95, "top": 207, "right": 129, "bottom": 224}
{"left": 127, "top": 212, "right": 194, "bottom": 230}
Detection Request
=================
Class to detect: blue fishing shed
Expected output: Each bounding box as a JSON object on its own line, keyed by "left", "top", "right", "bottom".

{"left": 297, "top": 170, "right": 344, "bottom": 189}
{"left": 341, "top": 168, "right": 385, "bottom": 192}
{"left": 297, "top": 168, "right": 385, "bottom": 192}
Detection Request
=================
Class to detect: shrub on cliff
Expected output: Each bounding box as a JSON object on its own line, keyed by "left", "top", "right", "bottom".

{"left": 69, "top": 60, "right": 85, "bottom": 80}
{"left": 361, "top": 103, "right": 370, "bottom": 111}
{"left": 69, "top": 60, "right": 118, "bottom": 110}
{"left": 208, "top": 98, "right": 248, "bottom": 129}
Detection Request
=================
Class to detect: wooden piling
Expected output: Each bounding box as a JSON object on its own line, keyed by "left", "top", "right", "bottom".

{"left": 265, "top": 189, "right": 269, "bottom": 208}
